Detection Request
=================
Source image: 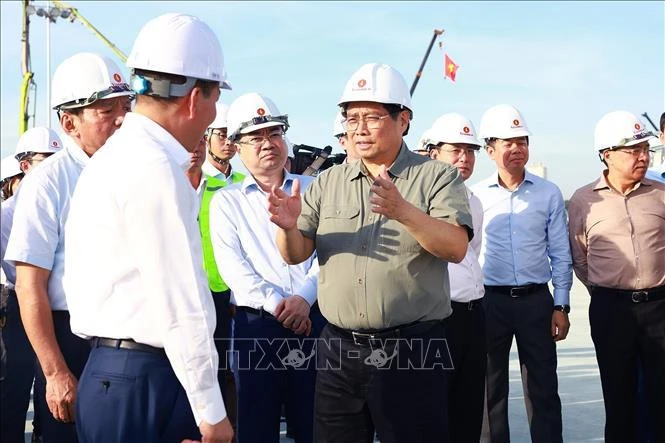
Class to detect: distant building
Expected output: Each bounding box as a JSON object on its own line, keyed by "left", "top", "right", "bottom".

{"left": 527, "top": 162, "right": 547, "bottom": 179}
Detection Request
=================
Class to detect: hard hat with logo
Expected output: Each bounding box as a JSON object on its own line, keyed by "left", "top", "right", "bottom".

{"left": 226, "top": 93, "right": 289, "bottom": 142}
{"left": 126, "top": 13, "right": 230, "bottom": 98}
{"left": 428, "top": 113, "right": 481, "bottom": 147}
{"left": 337, "top": 63, "right": 412, "bottom": 114}
{"left": 478, "top": 104, "right": 531, "bottom": 140}
{"left": 593, "top": 110, "right": 656, "bottom": 152}
{"left": 51, "top": 52, "right": 133, "bottom": 110}
{"left": 333, "top": 111, "right": 346, "bottom": 138}
{"left": 14, "top": 127, "right": 63, "bottom": 160}
{"left": 1, "top": 155, "right": 22, "bottom": 182}
{"left": 208, "top": 103, "right": 230, "bottom": 129}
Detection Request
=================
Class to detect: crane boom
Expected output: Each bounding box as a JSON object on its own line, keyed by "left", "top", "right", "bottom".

{"left": 410, "top": 29, "right": 444, "bottom": 97}
{"left": 52, "top": 0, "right": 127, "bottom": 62}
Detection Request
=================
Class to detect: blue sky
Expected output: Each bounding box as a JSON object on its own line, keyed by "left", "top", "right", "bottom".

{"left": 1, "top": 1, "right": 663, "bottom": 197}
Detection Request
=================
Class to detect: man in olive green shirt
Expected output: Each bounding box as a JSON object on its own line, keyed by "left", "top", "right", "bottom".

{"left": 268, "top": 63, "right": 472, "bottom": 443}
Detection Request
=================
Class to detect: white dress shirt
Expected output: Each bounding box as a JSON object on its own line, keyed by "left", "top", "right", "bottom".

{"left": 5, "top": 137, "right": 88, "bottom": 310}
{"left": 449, "top": 188, "right": 484, "bottom": 302}
{"left": 1, "top": 195, "right": 18, "bottom": 288}
{"left": 63, "top": 112, "right": 225, "bottom": 425}
{"left": 209, "top": 173, "right": 319, "bottom": 314}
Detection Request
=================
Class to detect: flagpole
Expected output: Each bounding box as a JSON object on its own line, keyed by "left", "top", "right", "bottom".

{"left": 409, "top": 29, "right": 444, "bottom": 97}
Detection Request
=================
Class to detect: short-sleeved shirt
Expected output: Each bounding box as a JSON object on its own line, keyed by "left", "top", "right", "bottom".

{"left": 298, "top": 143, "right": 472, "bottom": 330}
{"left": 568, "top": 174, "right": 665, "bottom": 290}
{"left": 5, "top": 137, "right": 88, "bottom": 310}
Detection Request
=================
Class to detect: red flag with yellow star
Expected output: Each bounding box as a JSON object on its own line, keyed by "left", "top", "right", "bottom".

{"left": 444, "top": 53, "right": 459, "bottom": 82}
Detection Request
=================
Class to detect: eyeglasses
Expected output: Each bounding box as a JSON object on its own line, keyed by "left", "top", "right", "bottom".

{"left": 612, "top": 146, "right": 655, "bottom": 157}
{"left": 438, "top": 147, "right": 478, "bottom": 157}
{"left": 238, "top": 131, "right": 285, "bottom": 148}
{"left": 210, "top": 130, "right": 228, "bottom": 141}
{"left": 343, "top": 113, "right": 395, "bottom": 132}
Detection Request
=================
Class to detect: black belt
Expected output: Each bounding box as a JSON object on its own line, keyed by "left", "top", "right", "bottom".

{"left": 329, "top": 320, "right": 440, "bottom": 347}
{"left": 91, "top": 337, "right": 166, "bottom": 357}
{"left": 451, "top": 299, "right": 483, "bottom": 311}
{"left": 592, "top": 285, "right": 665, "bottom": 303}
{"left": 485, "top": 283, "right": 548, "bottom": 298}
{"left": 235, "top": 305, "right": 276, "bottom": 319}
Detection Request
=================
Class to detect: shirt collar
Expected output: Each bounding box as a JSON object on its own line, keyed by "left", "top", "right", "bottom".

{"left": 347, "top": 141, "right": 410, "bottom": 182}
{"left": 593, "top": 170, "right": 652, "bottom": 192}
{"left": 240, "top": 169, "right": 295, "bottom": 193}
{"left": 123, "top": 112, "right": 190, "bottom": 171}
{"left": 202, "top": 159, "right": 226, "bottom": 179}
{"left": 486, "top": 169, "right": 535, "bottom": 188}
{"left": 61, "top": 134, "right": 91, "bottom": 168}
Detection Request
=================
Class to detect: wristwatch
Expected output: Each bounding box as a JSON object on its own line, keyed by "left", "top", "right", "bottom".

{"left": 553, "top": 304, "right": 570, "bottom": 314}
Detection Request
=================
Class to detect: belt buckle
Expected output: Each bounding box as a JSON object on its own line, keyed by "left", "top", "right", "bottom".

{"left": 509, "top": 287, "right": 522, "bottom": 298}
{"left": 631, "top": 291, "right": 649, "bottom": 303}
{"left": 351, "top": 331, "right": 373, "bottom": 346}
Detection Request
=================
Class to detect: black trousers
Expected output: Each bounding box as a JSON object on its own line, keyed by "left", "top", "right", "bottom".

{"left": 34, "top": 311, "right": 90, "bottom": 443}
{"left": 0, "top": 288, "right": 38, "bottom": 443}
{"left": 589, "top": 288, "right": 665, "bottom": 443}
{"left": 484, "top": 285, "right": 562, "bottom": 443}
{"left": 314, "top": 321, "right": 451, "bottom": 443}
{"left": 443, "top": 300, "right": 486, "bottom": 443}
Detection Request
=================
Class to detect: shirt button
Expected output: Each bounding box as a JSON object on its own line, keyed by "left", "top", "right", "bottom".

{"left": 336, "top": 210, "right": 341, "bottom": 215}
{"left": 357, "top": 278, "right": 363, "bottom": 284}
{"left": 361, "top": 245, "right": 367, "bottom": 250}
{"left": 359, "top": 312, "right": 365, "bottom": 318}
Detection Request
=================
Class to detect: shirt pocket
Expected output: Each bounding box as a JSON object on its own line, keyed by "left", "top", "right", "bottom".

{"left": 320, "top": 204, "right": 360, "bottom": 234}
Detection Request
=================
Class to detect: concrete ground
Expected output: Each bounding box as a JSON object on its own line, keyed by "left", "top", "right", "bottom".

{"left": 24, "top": 280, "right": 604, "bottom": 442}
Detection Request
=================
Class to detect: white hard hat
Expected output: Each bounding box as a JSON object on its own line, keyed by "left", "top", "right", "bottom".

{"left": 51, "top": 52, "right": 133, "bottom": 110}
{"left": 227, "top": 93, "right": 289, "bottom": 141}
{"left": 427, "top": 113, "right": 481, "bottom": 147}
{"left": 15, "top": 127, "right": 63, "bottom": 159}
{"left": 478, "top": 104, "right": 531, "bottom": 140}
{"left": 208, "top": 103, "right": 230, "bottom": 129}
{"left": 416, "top": 128, "right": 435, "bottom": 152}
{"left": 594, "top": 110, "right": 657, "bottom": 152}
{"left": 333, "top": 111, "right": 346, "bottom": 138}
{"left": 126, "top": 13, "right": 230, "bottom": 97}
{"left": 337, "top": 63, "right": 412, "bottom": 113}
{"left": 1, "top": 155, "right": 22, "bottom": 182}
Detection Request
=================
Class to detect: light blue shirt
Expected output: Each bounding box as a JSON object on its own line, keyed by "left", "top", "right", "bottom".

{"left": 209, "top": 172, "right": 319, "bottom": 314}
{"left": 646, "top": 165, "right": 665, "bottom": 184}
{"left": 5, "top": 137, "right": 88, "bottom": 310}
{"left": 471, "top": 171, "right": 573, "bottom": 305}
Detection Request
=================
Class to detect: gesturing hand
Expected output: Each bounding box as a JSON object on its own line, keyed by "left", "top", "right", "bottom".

{"left": 267, "top": 179, "right": 302, "bottom": 230}
{"left": 369, "top": 165, "right": 409, "bottom": 221}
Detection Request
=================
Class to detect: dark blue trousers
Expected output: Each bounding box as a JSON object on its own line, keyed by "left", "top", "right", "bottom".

{"left": 232, "top": 303, "right": 326, "bottom": 443}
{"left": 34, "top": 310, "right": 90, "bottom": 443}
{"left": 76, "top": 345, "right": 199, "bottom": 443}
{"left": 0, "top": 289, "right": 38, "bottom": 443}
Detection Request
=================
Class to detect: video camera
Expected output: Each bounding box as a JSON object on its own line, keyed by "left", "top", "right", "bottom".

{"left": 291, "top": 144, "right": 347, "bottom": 176}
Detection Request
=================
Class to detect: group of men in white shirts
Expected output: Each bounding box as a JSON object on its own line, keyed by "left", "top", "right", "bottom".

{"left": 1, "top": 10, "right": 664, "bottom": 443}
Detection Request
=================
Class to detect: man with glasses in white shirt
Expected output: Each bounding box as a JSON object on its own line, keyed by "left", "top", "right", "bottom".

{"left": 426, "top": 112, "right": 486, "bottom": 442}
{"left": 209, "top": 92, "right": 324, "bottom": 443}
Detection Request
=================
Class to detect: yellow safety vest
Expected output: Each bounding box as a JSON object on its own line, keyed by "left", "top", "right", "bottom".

{"left": 199, "top": 172, "right": 245, "bottom": 292}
